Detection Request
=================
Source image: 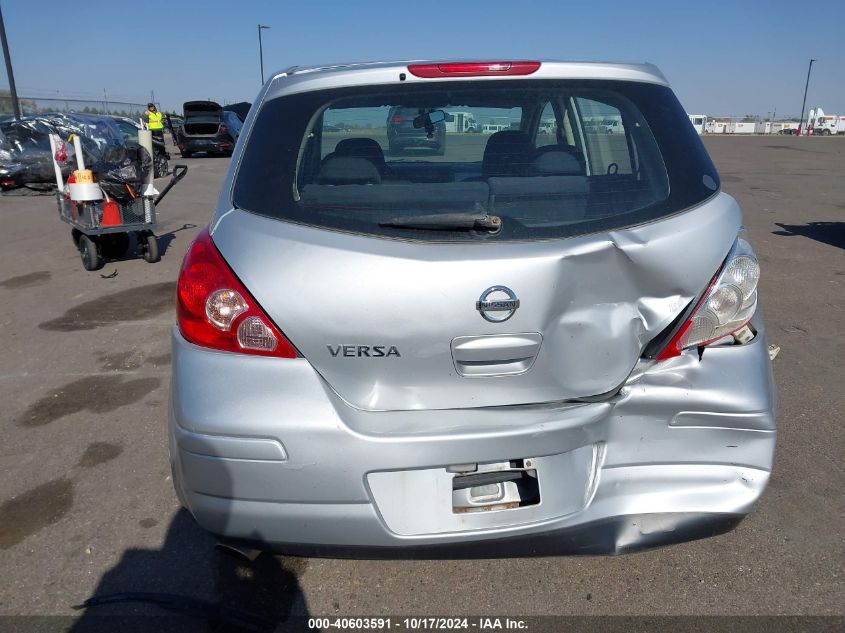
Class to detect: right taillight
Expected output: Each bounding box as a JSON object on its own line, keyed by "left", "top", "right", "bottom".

{"left": 656, "top": 238, "right": 760, "bottom": 361}
{"left": 176, "top": 227, "right": 297, "bottom": 358}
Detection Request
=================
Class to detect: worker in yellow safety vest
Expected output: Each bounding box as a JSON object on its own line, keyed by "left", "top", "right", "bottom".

{"left": 144, "top": 102, "right": 165, "bottom": 144}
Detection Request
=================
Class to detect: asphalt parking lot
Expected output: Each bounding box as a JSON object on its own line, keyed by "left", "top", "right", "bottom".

{"left": 0, "top": 136, "right": 843, "bottom": 625}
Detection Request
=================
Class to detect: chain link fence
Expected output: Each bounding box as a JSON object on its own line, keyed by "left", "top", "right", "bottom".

{"left": 1, "top": 95, "right": 150, "bottom": 120}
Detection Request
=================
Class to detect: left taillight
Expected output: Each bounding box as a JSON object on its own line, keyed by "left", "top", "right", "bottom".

{"left": 176, "top": 228, "right": 298, "bottom": 358}
{"left": 656, "top": 238, "right": 760, "bottom": 361}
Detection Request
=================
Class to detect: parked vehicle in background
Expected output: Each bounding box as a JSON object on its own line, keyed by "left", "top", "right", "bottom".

{"left": 445, "top": 111, "right": 478, "bottom": 133}
{"left": 583, "top": 117, "right": 622, "bottom": 134}
{"left": 175, "top": 101, "right": 242, "bottom": 157}
{"left": 167, "top": 114, "right": 185, "bottom": 131}
{"left": 109, "top": 116, "right": 170, "bottom": 177}
{"left": 602, "top": 118, "right": 623, "bottom": 134}
{"left": 1, "top": 113, "right": 165, "bottom": 190}
{"left": 0, "top": 116, "right": 64, "bottom": 189}
{"left": 170, "top": 59, "right": 776, "bottom": 557}
{"left": 813, "top": 114, "right": 845, "bottom": 135}
{"left": 481, "top": 123, "right": 510, "bottom": 134}
{"left": 223, "top": 102, "right": 252, "bottom": 121}
{"left": 386, "top": 106, "right": 447, "bottom": 155}
{"left": 538, "top": 118, "right": 557, "bottom": 135}
{"left": 688, "top": 114, "right": 707, "bottom": 134}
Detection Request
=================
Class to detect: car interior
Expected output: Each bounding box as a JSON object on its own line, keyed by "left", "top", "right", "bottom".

{"left": 295, "top": 90, "right": 670, "bottom": 229}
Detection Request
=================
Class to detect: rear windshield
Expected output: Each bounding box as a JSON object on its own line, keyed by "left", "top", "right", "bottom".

{"left": 233, "top": 79, "right": 719, "bottom": 241}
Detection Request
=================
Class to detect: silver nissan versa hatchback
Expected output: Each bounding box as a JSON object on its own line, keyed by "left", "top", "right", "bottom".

{"left": 169, "top": 60, "right": 776, "bottom": 557}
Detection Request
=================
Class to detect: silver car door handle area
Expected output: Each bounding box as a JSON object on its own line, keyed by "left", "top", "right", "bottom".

{"left": 451, "top": 333, "right": 543, "bottom": 377}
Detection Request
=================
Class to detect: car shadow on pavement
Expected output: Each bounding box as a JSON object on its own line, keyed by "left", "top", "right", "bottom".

{"left": 68, "top": 509, "right": 310, "bottom": 632}
{"left": 772, "top": 221, "right": 845, "bottom": 250}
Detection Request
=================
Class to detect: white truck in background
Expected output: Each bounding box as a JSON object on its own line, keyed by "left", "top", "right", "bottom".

{"left": 688, "top": 114, "right": 707, "bottom": 134}
{"left": 445, "top": 111, "right": 478, "bottom": 133}
{"left": 812, "top": 108, "right": 845, "bottom": 135}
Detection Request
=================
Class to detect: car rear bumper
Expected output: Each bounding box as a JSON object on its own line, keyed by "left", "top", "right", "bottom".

{"left": 169, "top": 319, "right": 776, "bottom": 557}
{"left": 178, "top": 138, "right": 233, "bottom": 153}
{"left": 388, "top": 133, "right": 442, "bottom": 148}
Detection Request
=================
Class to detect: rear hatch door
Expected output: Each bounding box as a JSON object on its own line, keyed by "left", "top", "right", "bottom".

{"left": 214, "top": 72, "right": 733, "bottom": 411}
{"left": 182, "top": 101, "right": 223, "bottom": 137}
{"left": 212, "top": 196, "right": 738, "bottom": 411}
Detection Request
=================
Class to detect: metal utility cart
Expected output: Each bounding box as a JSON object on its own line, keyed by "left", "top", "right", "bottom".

{"left": 50, "top": 131, "right": 187, "bottom": 271}
{"left": 57, "top": 166, "right": 187, "bottom": 270}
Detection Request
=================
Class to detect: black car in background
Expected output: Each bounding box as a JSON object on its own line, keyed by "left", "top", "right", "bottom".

{"left": 176, "top": 101, "right": 243, "bottom": 157}
{"left": 386, "top": 106, "right": 447, "bottom": 155}
{"left": 167, "top": 114, "right": 185, "bottom": 130}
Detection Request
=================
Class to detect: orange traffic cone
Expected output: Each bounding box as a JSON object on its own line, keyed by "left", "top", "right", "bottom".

{"left": 101, "top": 198, "right": 122, "bottom": 227}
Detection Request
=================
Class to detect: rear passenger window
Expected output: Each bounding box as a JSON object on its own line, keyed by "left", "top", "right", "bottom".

{"left": 537, "top": 102, "right": 558, "bottom": 144}
{"left": 575, "top": 97, "right": 633, "bottom": 175}
{"left": 323, "top": 107, "right": 390, "bottom": 159}
{"left": 234, "top": 79, "right": 720, "bottom": 242}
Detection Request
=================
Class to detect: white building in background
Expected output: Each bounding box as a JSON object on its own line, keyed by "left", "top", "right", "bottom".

{"left": 702, "top": 118, "right": 803, "bottom": 134}
{"left": 688, "top": 114, "right": 707, "bottom": 134}
{"left": 706, "top": 120, "right": 728, "bottom": 134}
{"left": 730, "top": 122, "right": 759, "bottom": 134}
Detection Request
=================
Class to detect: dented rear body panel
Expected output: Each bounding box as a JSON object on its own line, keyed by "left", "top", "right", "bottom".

{"left": 169, "top": 60, "right": 776, "bottom": 555}
{"left": 208, "top": 194, "right": 739, "bottom": 411}
{"left": 169, "top": 311, "right": 775, "bottom": 555}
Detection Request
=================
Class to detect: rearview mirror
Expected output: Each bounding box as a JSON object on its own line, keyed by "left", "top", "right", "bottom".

{"left": 427, "top": 110, "right": 446, "bottom": 125}
{"left": 413, "top": 110, "right": 446, "bottom": 128}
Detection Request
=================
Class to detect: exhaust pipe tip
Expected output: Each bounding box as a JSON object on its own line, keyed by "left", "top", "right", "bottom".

{"left": 215, "top": 542, "right": 262, "bottom": 563}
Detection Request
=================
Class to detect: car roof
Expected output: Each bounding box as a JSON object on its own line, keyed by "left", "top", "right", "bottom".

{"left": 110, "top": 116, "right": 141, "bottom": 126}
{"left": 263, "top": 60, "right": 669, "bottom": 99}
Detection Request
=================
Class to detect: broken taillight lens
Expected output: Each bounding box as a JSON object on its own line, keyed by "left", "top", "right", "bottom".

{"left": 177, "top": 228, "right": 297, "bottom": 358}
{"left": 656, "top": 238, "right": 760, "bottom": 361}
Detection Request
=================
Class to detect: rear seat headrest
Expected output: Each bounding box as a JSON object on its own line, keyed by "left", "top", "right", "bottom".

{"left": 333, "top": 138, "right": 387, "bottom": 174}
{"left": 530, "top": 151, "right": 584, "bottom": 176}
{"left": 317, "top": 156, "right": 381, "bottom": 185}
{"left": 482, "top": 131, "right": 534, "bottom": 178}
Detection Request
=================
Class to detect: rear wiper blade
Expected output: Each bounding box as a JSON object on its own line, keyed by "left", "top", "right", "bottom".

{"left": 379, "top": 213, "right": 501, "bottom": 232}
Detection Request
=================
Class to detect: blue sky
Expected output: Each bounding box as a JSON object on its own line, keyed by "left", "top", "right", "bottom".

{"left": 2, "top": 0, "right": 843, "bottom": 118}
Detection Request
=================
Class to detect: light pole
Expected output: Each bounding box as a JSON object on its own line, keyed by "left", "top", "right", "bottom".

{"left": 798, "top": 58, "right": 816, "bottom": 136}
{"left": 0, "top": 2, "right": 21, "bottom": 119}
{"left": 258, "top": 24, "right": 271, "bottom": 85}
